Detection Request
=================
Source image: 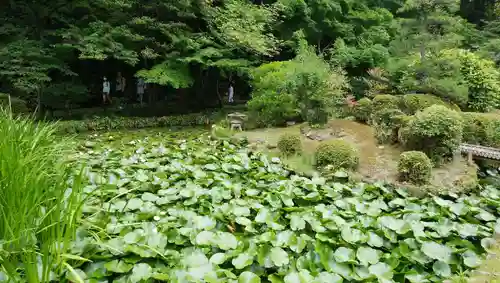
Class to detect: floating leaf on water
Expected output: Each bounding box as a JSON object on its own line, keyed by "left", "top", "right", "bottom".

{"left": 195, "top": 231, "right": 216, "bottom": 246}
{"left": 341, "top": 227, "right": 364, "bottom": 244}
{"left": 104, "top": 260, "right": 133, "bottom": 273}
{"left": 270, "top": 247, "right": 289, "bottom": 267}
{"left": 209, "top": 253, "right": 226, "bottom": 265}
{"left": 313, "top": 272, "right": 343, "bottom": 283}
{"left": 334, "top": 247, "right": 355, "bottom": 263}
{"left": 405, "top": 270, "right": 429, "bottom": 283}
{"left": 367, "top": 232, "right": 384, "bottom": 248}
{"left": 432, "top": 261, "right": 451, "bottom": 278}
{"left": 368, "top": 262, "right": 393, "bottom": 280}
{"left": 232, "top": 253, "right": 253, "bottom": 269}
{"left": 216, "top": 232, "right": 238, "bottom": 250}
{"left": 239, "top": 271, "right": 261, "bottom": 283}
{"left": 356, "top": 247, "right": 380, "bottom": 266}
{"left": 463, "top": 250, "right": 482, "bottom": 268}
{"left": 129, "top": 263, "right": 152, "bottom": 283}
{"left": 421, "top": 242, "right": 452, "bottom": 263}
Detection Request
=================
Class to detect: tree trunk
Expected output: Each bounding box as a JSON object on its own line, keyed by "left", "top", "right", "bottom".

{"left": 216, "top": 78, "right": 223, "bottom": 108}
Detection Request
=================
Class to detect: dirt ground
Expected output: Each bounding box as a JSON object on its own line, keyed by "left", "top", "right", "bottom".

{"left": 237, "top": 119, "right": 473, "bottom": 190}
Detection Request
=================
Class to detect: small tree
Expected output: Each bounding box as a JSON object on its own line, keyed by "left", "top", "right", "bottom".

{"left": 248, "top": 35, "right": 348, "bottom": 126}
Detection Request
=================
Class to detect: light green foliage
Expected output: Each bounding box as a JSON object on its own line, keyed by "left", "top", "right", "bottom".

{"left": 440, "top": 49, "right": 500, "bottom": 111}
{"left": 461, "top": 112, "right": 500, "bottom": 148}
{"left": 386, "top": 48, "right": 500, "bottom": 111}
{"left": 353, "top": 98, "right": 372, "bottom": 123}
{"left": 397, "top": 151, "right": 433, "bottom": 184}
{"left": 248, "top": 41, "right": 348, "bottom": 126}
{"left": 37, "top": 130, "right": 500, "bottom": 282}
{"left": 207, "top": 0, "right": 279, "bottom": 56}
{"left": 398, "top": 93, "right": 458, "bottom": 115}
{"left": 400, "top": 105, "right": 463, "bottom": 163}
{"left": 314, "top": 139, "right": 359, "bottom": 169}
{"left": 247, "top": 61, "right": 299, "bottom": 126}
{"left": 136, "top": 60, "right": 194, "bottom": 89}
{"left": 277, "top": 133, "right": 302, "bottom": 156}
{"left": 0, "top": 109, "right": 82, "bottom": 281}
{"left": 385, "top": 52, "right": 469, "bottom": 107}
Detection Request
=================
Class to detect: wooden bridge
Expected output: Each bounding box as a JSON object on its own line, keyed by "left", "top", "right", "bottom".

{"left": 459, "top": 143, "right": 500, "bottom": 163}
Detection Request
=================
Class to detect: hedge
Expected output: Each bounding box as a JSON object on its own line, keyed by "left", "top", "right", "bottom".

{"left": 398, "top": 93, "right": 460, "bottom": 115}
{"left": 461, "top": 112, "right": 500, "bottom": 148}
{"left": 56, "top": 113, "right": 216, "bottom": 134}
{"left": 371, "top": 94, "right": 400, "bottom": 113}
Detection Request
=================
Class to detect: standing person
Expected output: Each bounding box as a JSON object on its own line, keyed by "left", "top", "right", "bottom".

{"left": 115, "top": 72, "right": 126, "bottom": 97}
{"left": 228, "top": 82, "right": 234, "bottom": 103}
{"left": 102, "top": 77, "right": 111, "bottom": 104}
{"left": 136, "top": 78, "right": 146, "bottom": 105}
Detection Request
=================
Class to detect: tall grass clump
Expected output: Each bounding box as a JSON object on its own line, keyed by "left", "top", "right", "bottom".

{"left": 0, "top": 108, "right": 83, "bottom": 282}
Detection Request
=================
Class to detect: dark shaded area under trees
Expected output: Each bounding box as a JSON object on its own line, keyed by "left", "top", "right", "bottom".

{"left": 0, "top": 0, "right": 499, "bottom": 118}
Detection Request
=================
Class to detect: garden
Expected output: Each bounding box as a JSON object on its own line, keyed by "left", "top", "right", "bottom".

{"left": 1, "top": 106, "right": 500, "bottom": 282}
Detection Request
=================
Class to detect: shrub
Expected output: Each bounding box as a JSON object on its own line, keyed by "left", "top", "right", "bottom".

{"left": 353, "top": 98, "right": 372, "bottom": 122}
{"left": 277, "top": 133, "right": 302, "bottom": 156}
{"left": 371, "top": 94, "right": 400, "bottom": 113}
{"left": 0, "top": 93, "right": 30, "bottom": 114}
{"left": 314, "top": 139, "right": 359, "bottom": 170}
{"left": 398, "top": 94, "right": 458, "bottom": 115}
{"left": 399, "top": 105, "right": 463, "bottom": 163}
{"left": 371, "top": 108, "right": 408, "bottom": 144}
{"left": 398, "top": 151, "right": 433, "bottom": 184}
{"left": 248, "top": 43, "right": 348, "bottom": 126}
{"left": 461, "top": 112, "right": 500, "bottom": 148}
{"left": 371, "top": 108, "right": 406, "bottom": 128}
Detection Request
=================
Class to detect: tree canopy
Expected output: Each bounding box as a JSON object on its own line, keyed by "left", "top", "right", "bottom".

{"left": 0, "top": 0, "right": 499, "bottom": 113}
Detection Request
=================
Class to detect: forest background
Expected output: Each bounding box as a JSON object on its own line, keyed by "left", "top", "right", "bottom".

{"left": 0, "top": 0, "right": 499, "bottom": 118}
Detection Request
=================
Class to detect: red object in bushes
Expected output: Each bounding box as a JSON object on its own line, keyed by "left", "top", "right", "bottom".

{"left": 346, "top": 95, "right": 357, "bottom": 107}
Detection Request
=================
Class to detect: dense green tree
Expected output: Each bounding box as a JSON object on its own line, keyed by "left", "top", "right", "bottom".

{"left": 1, "top": 0, "right": 500, "bottom": 114}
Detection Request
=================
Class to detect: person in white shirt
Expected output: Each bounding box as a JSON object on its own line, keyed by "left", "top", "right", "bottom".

{"left": 136, "top": 78, "right": 146, "bottom": 104}
{"left": 102, "top": 77, "right": 111, "bottom": 104}
{"left": 116, "top": 72, "right": 126, "bottom": 96}
{"left": 228, "top": 83, "right": 234, "bottom": 103}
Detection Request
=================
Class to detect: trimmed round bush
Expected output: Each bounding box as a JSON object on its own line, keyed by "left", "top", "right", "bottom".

{"left": 461, "top": 112, "right": 500, "bottom": 148}
{"left": 398, "top": 151, "right": 433, "bottom": 185}
{"left": 353, "top": 98, "right": 372, "bottom": 123}
{"left": 314, "top": 139, "right": 359, "bottom": 170}
{"left": 371, "top": 94, "right": 400, "bottom": 113}
{"left": 277, "top": 133, "right": 302, "bottom": 156}
{"left": 399, "top": 105, "right": 463, "bottom": 163}
{"left": 398, "top": 94, "right": 459, "bottom": 115}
